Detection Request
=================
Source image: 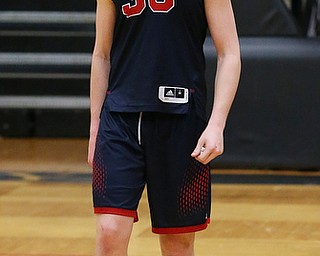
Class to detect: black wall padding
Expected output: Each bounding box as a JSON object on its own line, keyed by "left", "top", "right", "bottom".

{"left": 0, "top": 0, "right": 95, "bottom": 11}
{"left": 0, "top": 109, "right": 32, "bottom": 137}
{"left": 0, "top": 109, "right": 90, "bottom": 137}
{"left": 231, "top": 0, "right": 302, "bottom": 36}
{"left": 33, "top": 109, "right": 89, "bottom": 137}
{"left": 205, "top": 37, "right": 320, "bottom": 170}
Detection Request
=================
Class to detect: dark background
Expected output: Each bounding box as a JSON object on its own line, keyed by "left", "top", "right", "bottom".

{"left": 0, "top": 0, "right": 319, "bottom": 170}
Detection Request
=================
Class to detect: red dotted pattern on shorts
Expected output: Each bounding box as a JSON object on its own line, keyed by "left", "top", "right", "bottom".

{"left": 178, "top": 159, "right": 210, "bottom": 217}
{"left": 92, "top": 140, "right": 106, "bottom": 198}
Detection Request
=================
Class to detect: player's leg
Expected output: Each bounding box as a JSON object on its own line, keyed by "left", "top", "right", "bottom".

{"left": 142, "top": 110, "right": 211, "bottom": 254}
{"left": 95, "top": 214, "right": 134, "bottom": 256}
{"left": 159, "top": 233, "right": 195, "bottom": 256}
{"left": 92, "top": 110, "right": 146, "bottom": 255}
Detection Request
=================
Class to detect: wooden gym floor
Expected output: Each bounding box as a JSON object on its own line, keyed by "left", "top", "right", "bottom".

{"left": 0, "top": 138, "right": 320, "bottom": 256}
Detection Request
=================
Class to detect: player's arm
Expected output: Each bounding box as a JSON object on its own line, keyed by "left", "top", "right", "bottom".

{"left": 192, "top": 0, "right": 241, "bottom": 164}
{"left": 88, "top": 0, "right": 116, "bottom": 166}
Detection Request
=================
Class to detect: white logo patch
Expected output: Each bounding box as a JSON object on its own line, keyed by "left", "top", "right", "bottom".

{"left": 158, "top": 86, "right": 189, "bottom": 103}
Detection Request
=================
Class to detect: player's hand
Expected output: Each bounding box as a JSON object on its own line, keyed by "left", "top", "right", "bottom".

{"left": 191, "top": 126, "right": 224, "bottom": 164}
{"left": 88, "top": 127, "right": 98, "bottom": 167}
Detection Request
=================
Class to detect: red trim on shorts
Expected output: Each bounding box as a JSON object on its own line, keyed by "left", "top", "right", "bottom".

{"left": 152, "top": 218, "right": 210, "bottom": 234}
{"left": 94, "top": 207, "right": 138, "bottom": 222}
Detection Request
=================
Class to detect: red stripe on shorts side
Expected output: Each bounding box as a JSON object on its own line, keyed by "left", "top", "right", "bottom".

{"left": 94, "top": 207, "right": 138, "bottom": 222}
{"left": 152, "top": 218, "right": 210, "bottom": 234}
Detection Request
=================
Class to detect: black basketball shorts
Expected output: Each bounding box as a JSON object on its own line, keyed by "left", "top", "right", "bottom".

{"left": 92, "top": 108, "right": 211, "bottom": 234}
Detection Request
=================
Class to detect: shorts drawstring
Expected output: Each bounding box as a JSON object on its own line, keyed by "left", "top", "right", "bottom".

{"left": 137, "top": 112, "right": 143, "bottom": 145}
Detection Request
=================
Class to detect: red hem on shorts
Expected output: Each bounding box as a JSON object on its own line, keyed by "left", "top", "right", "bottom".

{"left": 152, "top": 218, "right": 210, "bottom": 234}
{"left": 94, "top": 207, "right": 138, "bottom": 222}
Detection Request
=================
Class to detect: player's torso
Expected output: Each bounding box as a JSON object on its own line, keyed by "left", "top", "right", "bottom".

{"left": 106, "top": 0, "right": 208, "bottom": 117}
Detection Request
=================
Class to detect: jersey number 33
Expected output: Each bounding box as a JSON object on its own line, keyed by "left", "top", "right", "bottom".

{"left": 122, "top": 0, "right": 175, "bottom": 18}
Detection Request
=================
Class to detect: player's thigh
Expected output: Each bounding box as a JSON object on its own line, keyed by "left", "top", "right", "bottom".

{"left": 93, "top": 111, "right": 146, "bottom": 218}
{"left": 144, "top": 112, "right": 211, "bottom": 233}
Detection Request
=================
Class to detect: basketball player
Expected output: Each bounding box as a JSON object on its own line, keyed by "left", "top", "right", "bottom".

{"left": 88, "top": 0, "right": 241, "bottom": 255}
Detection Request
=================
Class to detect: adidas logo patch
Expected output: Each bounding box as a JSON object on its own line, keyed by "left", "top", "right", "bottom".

{"left": 158, "top": 86, "right": 189, "bottom": 104}
{"left": 165, "top": 90, "right": 174, "bottom": 97}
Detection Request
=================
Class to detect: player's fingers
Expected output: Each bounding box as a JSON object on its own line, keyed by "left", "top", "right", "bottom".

{"left": 87, "top": 137, "right": 96, "bottom": 167}
{"left": 87, "top": 149, "right": 94, "bottom": 167}
{"left": 194, "top": 146, "right": 209, "bottom": 162}
{"left": 191, "top": 144, "right": 205, "bottom": 157}
{"left": 196, "top": 146, "right": 223, "bottom": 164}
{"left": 206, "top": 146, "right": 223, "bottom": 162}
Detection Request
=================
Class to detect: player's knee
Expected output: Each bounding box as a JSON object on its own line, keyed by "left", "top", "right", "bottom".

{"left": 97, "top": 220, "right": 117, "bottom": 236}
{"left": 96, "top": 220, "right": 119, "bottom": 247}
{"left": 160, "top": 233, "right": 195, "bottom": 256}
{"left": 96, "top": 218, "right": 124, "bottom": 245}
{"left": 96, "top": 221, "right": 129, "bottom": 255}
{"left": 96, "top": 215, "right": 133, "bottom": 247}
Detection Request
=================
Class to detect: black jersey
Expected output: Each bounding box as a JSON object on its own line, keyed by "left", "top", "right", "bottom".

{"left": 105, "top": 0, "right": 208, "bottom": 119}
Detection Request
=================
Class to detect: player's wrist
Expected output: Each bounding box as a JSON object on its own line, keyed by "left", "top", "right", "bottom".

{"left": 207, "top": 119, "right": 225, "bottom": 132}
{"left": 90, "top": 120, "right": 100, "bottom": 135}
